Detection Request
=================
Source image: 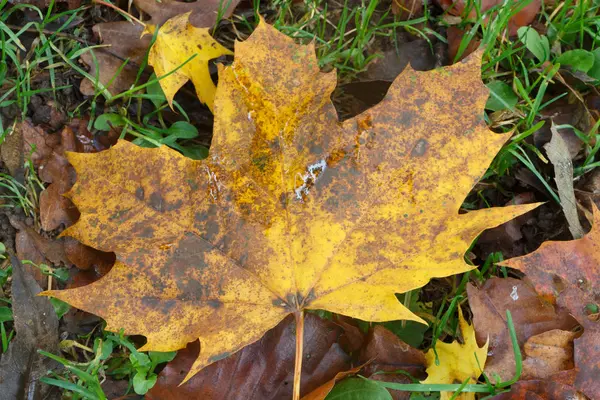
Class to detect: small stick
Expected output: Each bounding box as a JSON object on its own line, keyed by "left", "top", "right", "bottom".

{"left": 293, "top": 310, "right": 305, "bottom": 400}
{"left": 93, "top": 0, "right": 146, "bottom": 27}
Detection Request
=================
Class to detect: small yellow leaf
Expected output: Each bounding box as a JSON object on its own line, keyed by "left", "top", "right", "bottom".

{"left": 421, "top": 308, "right": 488, "bottom": 400}
{"left": 147, "top": 12, "right": 232, "bottom": 110}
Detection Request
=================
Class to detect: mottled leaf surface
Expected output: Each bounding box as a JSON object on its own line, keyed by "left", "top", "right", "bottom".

{"left": 44, "top": 21, "right": 537, "bottom": 382}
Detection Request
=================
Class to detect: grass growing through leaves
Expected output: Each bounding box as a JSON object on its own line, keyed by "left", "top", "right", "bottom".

{"left": 1, "top": 0, "right": 599, "bottom": 398}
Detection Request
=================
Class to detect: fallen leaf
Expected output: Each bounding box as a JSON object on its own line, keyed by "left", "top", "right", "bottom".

{"left": 359, "top": 325, "right": 427, "bottom": 400}
{"left": 436, "top": 0, "right": 540, "bottom": 35}
{"left": 467, "top": 277, "right": 577, "bottom": 382}
{"left": 421, "top": 308, "right": 488, "bottom": 400}
{"left": 44, "top": 21, "right": 538, "bottom": 384}
{"left": 447, "top": 26, "right": 480, "bottom": 63}
{"left": 80, "top": 0, "right": 240, "bottom": 96}
{"left": 146, "top": 12, "right": 232, "bottom": 110}
{"left": 0, "top": 254, "right": 60, "bottom": 399}
{"left": 522, "top": 329, "right": 577, "bottom": 379}
{"left": 488, "top": 378, "right": 586, "bottom": 400}
{"left": 147, "top": 314, "right": 352, "bottom": 399}
{"left": 545, "top": 123, "right": 584, "bottom": 239}
{"left": 391, "top": 0, "right": 423, "bottom": 20}
{"left": 501, "top": 208, "right": 600, "bottom": 399}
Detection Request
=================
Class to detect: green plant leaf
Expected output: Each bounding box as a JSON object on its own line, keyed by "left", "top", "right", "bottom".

{"left": 149, "top": 351, "right": 177, "bottom": 368}
{"left": 556, "top": 49, "right": 595, "bottom": 72}
{"left": 133, "top": 371, "right": 157, "bottom": 395}
{"left": 486, "top": 81, "right": 518, "bottom": 111}
{"left": 130, "top": 351, "right": 152, "bottom": 373}
{"left": 326, "top": 378, "right": 393, "bottom": 400}
{"left": 518, "top": 27, "right": 550, "bottom": 63}
{"left": 587, "top": 49, "right": 600, "bottom": 80}
{"left": 49, "top": 298, "right": 70, "bottom": 319}
{"left": 94, "top": 113, "right": 126, "bottom": 131}
{"left": 146, "top": 73, "right": 167, "bottom": 108}
{"left": 161, "top": 121, "right": 199, "bottom": 145}
{"left": 0, "top": 306, "right": 12, "bottom": 323}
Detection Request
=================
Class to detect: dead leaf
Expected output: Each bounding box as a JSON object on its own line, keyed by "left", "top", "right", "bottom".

{"left": 147, "top": 314, "right": 352, "bottom": 399}
{"left": 0, "top": 123, "right": 25, "bottom": 180}
{"left": 447, "top": 26, "right": 480, "bottom": 63}
{"left": 545, "top": 123, "right": 584, "bottom": 239}
{"left": 80, "top": 0, "right": 240, "bottom": 96}
{"left": 421, "top": 308, "right": 488, "bottom": 400}
{"left": 522, "top": 329, "right": 577, "bottom": 379}
{"left": 44, "top": 21, "right": 538, "bottom": 384}
{"left": 391, "top": 0, "right": 423, "bottom": 20}
{"left": 146, "top": 12, "right": 232, "bottom": 110}
{"left": 359, "top": 326, "right": 427, "bottom": 400}
{"left": 501, "top": 213, "right": 600, "bottom": 399}
{"left": 436, "top": 0, "right": 540, "bottom": 35}
{"left": 0, "top": 254, "right": 60, "bottom": 399}
{"left": 467, "top": 277, "right": 578, "bottom": 383}
{"left": 489, "top": 378, "right": 586, "bottom": 400}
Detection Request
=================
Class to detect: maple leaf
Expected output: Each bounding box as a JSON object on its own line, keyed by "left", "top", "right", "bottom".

{"left": 80, "top": 0, "right": 239, "bottom": 96}
{"left": 501, "top": 205, "right": 600, "bottom": 399}
{"left": 42, "top": 20, "right": 538, "bottom": 388}
{"left": 421, "top": 308, "right": 488, "bottom": 400}
{"left": 146, "top": 12, "right": 232, "bottom": 110}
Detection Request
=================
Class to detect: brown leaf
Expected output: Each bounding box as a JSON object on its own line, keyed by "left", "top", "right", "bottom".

{"left": 489, "top": 379, "right": 586, "bottom": 400}
{"left": 80, "top": 0, "right": 240, "bottom": 96}
{"left": 0, "top": 254, "right": 60, "bottom": 399}
{"left": 447, "top": 26, "right": 480, "bottom": 63}
{"left": 391, "top": 0, "right": 423, "bottom": 20}
{"left": 436, "top": 0, "right": 540, "bottom": 35}
{"left": 359, "top": 326, "right": 427, "bottom": 400}
{"left": 522, "top": 329, "right": 577, "bottom": 379}
{"left": 147, "top": 314, "right": 352, "bottom": 400}
{"left": 467, "top": 277, "right": 578, "bottom": 382}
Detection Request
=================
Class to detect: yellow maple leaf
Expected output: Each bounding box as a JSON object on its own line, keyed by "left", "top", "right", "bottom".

{"left": 421, "top": 308, "right": 489, "bottom": 400}
{"left": 42, "top": 20, "right": 537, "bottom": 389}
{"left": 145, "top": 12, "right": 232, "bottom": 110}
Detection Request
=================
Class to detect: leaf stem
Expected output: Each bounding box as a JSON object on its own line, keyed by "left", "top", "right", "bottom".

{"left": 93, "top": 0, "right": 146, "bottom": 27}
{"left": 293, "top": 310, "right": 305, "bottom": 400}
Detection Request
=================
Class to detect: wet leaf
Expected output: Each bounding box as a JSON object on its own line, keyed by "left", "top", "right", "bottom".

{"left": 44, "top": 21, "right": 537, "bottom": 383}
{"left": 467, "top": 277, "right": 577, "bottom": 383}
{"left": 0, "top": 254, "right": 60, "bottom": 399}
{"left": 146, "top": 13, "right": 232, "bottom": 110}
{"left": 147, "top": 314, "right": 352, "bottom": 399}
{"left": 420, "top": 308, "right": 488, "bottom": 400}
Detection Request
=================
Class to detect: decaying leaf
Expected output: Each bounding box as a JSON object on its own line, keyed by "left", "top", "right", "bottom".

{"left": 467, "top": 277, "right": 577, "bottom": 382}
{"left": 421, "top": 308, "right": 488, "bottom": 400}
{"left": 502, "top": 206, "right": 600, "bottom": 399}
{"left": 489, "top": 378, "right": 586, "bottom": 400}
{"left": 0, "top": 254, "right": 60, "bottom": 399}
{"left": 146, "top": 12, "right": 232, "bottom": 110}
{"left": 80, "top": 0, "right": 239, "bottom": 96}
{"left": 545, "top": 123, "right": 584, "bottom": 239}
{"left": 522, "top": 329, "right": 577, "bottom": 380}
{"left": 147, "top": 314, "right": 352, "bottom": 399}
{"left": 43, "top": 21, "right": 538, "bottom": 384}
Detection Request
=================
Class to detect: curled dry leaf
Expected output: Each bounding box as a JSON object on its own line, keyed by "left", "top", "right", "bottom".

{"left": 44, "top": 21, "right": 538, "bottom": 384}
{"left": 80, "top": 0, "right": 239, "bottom": 96}
{"left": 522, "top": 329, "right": 577, "bottom": 380}
{"left": 147, "top": 314, "right": 352, "bottom": 400}
{"left": 501, "top": 206, "right": 600, "bottom": 399}
{"left": 421, "top": 308, "right": 488, "bottom": 400}
{"left": 146, "top": 12, "right": 232, "bottom": 110}
{"left": 467, "top": 277, "right": 577, "bottom": 383}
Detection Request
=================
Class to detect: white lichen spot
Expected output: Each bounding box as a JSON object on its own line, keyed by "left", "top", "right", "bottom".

{"left": 247, "top": 111, "right": 253, "bottom": 122}
{"left": 205, "top": 166, "right": 222, "bottom": 201}
{"left": 510, "top": 285, "right": 519, "bottom": 301}
{"left": 295, "top": 159, "right": 327, "bottom": 201}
